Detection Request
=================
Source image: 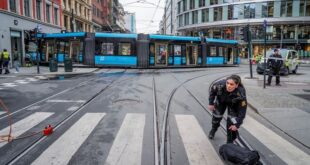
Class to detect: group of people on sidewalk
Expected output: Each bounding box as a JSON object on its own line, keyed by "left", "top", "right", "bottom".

{"left": 0, "top": 49, "right": 20, "bottom": 74}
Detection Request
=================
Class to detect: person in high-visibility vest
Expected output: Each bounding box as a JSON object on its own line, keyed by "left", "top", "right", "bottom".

{"left": 0, "top": 50, "right": 3, "bottom": 74}
{"left": 2, "top": 49, "right": 10, "bottom": 74}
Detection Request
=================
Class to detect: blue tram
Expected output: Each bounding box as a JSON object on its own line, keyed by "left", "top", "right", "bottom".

{"left": 38, "top": 32, "right": 240, "bottom": 68}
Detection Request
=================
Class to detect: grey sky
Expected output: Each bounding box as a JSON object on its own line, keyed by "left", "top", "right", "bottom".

{"left": 119, "top": 0, "right": 165, "bottom": 34}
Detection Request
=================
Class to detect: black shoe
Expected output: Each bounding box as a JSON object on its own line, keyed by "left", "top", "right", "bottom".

{"left": 266, "top": 83, "right": 271, "bottom": 86}
{"left": 276, "top": 84, "right": 281, "bottom": 86}
{"left": 208, "top": 129, "right": 216, "bottom": 139}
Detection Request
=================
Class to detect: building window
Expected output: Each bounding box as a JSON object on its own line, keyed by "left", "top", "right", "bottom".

{"left": 36, "top": 0, "right": 41, "bottom": 20}
{"left": 192, "top": 11, "right": 198, "bottom": 24}
{"left": 46, "top": 4, "right": 50, "bottom": 23}
{"left": 280, "top": 0, "right": 292, "bottom": 17}
{"left": 298, "top": 25, "right": 310, "bottom": 39}
{"left": 233, "top": 5, "right": 239, "bottom": 19}
{"left": 267, "top": 2, "right": 273, "bottom": 17}
{"left": 244, "top": 4, "right": 255, "bottom": 18}
{"left": 214, "top": 7, "right": 222, "bottom": 21}
{"left": 199, "top": 0, "right": 205, "bottom": 7}
{"left": 93, "top": 5, "right": 96, "bottom": 15}
{"left": 189, "top": 0, "right": 195, "bottom": 10}
{"left": 183, "top": 0, "right": 187, "bottom": 12}
{"left": 64, "top": 15, "right": 68, "bottom": 30}
{"left": 54, "top": 8, "right": 58, "bottom": 25}
{"left": 300, "top": 0, "right": 305, "bottom": 16}
{"left": 210, "top": 0, "right": 218, "bottom": 6}
{"left": 9, "top": 0, "right": 17, "bottom": 13}
{"left": 228, "top": 5, "right": 233, "bottom": 20}
{"left": 283, "top": 25, "right": 295, "bottom": 39}
{"left": 24, "top": 0, "right": 30, "bottom": 17}
{"left": 306, "top": 0, "right": 310, "bottom": 16}
{"left": 185, "top": 13, "right": 189, "bottom": 25}
{"left": 178, "top": 2, "right": 181, "bottom": 14}
{"left": 262, "top": 2, "right": 267, "bottom": 18}
{"left": 201, "top": 9, "right": 209, "bottom": 22}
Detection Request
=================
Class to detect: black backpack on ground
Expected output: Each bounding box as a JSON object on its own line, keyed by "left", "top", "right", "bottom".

{"left": 219, "top": 143, "right": 261, "bottom": 165}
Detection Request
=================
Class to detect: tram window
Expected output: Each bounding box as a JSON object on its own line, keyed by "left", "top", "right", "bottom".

{"left": 210, "top": 47, "right": 217, "bottom": 56}
{"left": 59, "top": 42, "right": 69, "bottom": 55}
{"left": 101, "top": 43, "right": 114, "bottom": 55}
{"left": 150, "top": 44, "right": 155, "bottom": 56}
{"left": 118, "top": 43, "right": 131, "bottom": 55}
{"left": 219, "top": 47, "right": 223, "bottom": 56}
{"left": 174, "top": 45, "right": 181, "bottom": 56}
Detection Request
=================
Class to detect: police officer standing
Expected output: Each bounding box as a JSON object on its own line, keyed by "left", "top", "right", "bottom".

{"left": 2, "top": 49, "right": 10, "bottom": 74}
{"left": 0, "top": 50, "right": 3, "bottom": 74}
{"left": 208, "top": 75, "right": 247, "bottom": 143}
{"left": 267, "top": 49, "right": 283, "bottom": 86}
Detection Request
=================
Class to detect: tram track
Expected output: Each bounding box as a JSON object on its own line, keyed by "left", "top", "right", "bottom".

{"left": 4, "top": 69, "right": 138, "bottom": 164}
{"left": 155, "top": 70, "right": 267, "bottom": 165}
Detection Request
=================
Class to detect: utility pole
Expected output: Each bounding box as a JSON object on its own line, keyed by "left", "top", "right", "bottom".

{"left": 263, "top": 20, "right": 267, "bottom": 88}
{"left": 35, "top": 27, "right": 40, "bottom": 74}
{"left": 246, "top": 24, "right": 253, "bottom": 78}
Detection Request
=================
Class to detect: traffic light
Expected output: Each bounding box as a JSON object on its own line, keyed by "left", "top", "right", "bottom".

{"left": 240, "top": 25, "right": 250, "bottom": 42}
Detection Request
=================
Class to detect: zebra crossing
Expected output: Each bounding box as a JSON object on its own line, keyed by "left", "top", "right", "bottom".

{"left": 1, "top": 112, "right": 309, "bottom": 164}
{"left": 0, "top": 76, "right": 49, "bottom": 90}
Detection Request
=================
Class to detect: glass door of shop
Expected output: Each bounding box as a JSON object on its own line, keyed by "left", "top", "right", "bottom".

{"left": 10, "top": 31, "right": 23, "bottom": 65}
{"left": 155, "top": 43, "right": 168, "bottom": 66}
{"left": 186, "top": 45, "right": 198, "bottom": 65}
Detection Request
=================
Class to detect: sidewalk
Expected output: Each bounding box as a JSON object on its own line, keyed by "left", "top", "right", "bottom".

{"left": 241, "top": 67, "right": 310, "bottom": 148}
{"left": 2, "top": 66, "right": 98, "bottom": 77}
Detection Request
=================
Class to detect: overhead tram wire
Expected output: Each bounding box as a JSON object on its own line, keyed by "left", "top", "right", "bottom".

{"left": 146, "top": 0, "right": 162, "bottom": 33}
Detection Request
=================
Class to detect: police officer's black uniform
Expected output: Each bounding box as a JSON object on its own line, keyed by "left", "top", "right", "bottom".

{"left": 267, "top": 50, "right": 283, "bottom": 85}
{"left": 208, "top": 79, "right": 247, "bottom": 143}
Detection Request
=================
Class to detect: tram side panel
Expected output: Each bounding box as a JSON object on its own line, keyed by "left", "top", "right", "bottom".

{"left": 136, "top": 34, "right": 150, "bottom": 68}
{"left": 94, "top": 34, "right": 137, "bottom": 68}
{"left": 84, "top": 33, "right": 95, "bottom": 66}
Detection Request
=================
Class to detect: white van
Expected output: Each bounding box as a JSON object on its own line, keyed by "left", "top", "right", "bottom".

{"left": 256, "top": 49, "right": 299, "bottom": 75}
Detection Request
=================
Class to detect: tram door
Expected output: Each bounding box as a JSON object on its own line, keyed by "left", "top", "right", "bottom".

{"left": 155, "top": 43, "right": 168, "bottom": 66}
{"left": 226, "top": 47, "right": 234, "bottom": 64}
{"left": 70, "top": 40, "right": 82, "bottom": 63}
{"left": 186, "top": 45, "right": 198, "bottom": 65}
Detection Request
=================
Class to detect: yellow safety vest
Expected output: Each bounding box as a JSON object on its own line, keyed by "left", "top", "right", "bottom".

{"left": 3, "top": 52, "right": 10, "bottom": 60}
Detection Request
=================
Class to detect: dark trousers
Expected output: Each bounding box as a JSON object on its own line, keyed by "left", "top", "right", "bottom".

{"left": 267, "top": 68, "right": 280, "bottom": 84}
{"left": 0, "top": 61, "right": 2, "bottom": 74}
{"left": 3, "top": 61, "right": 10, "bottom": 74}
{"left": 211, "top": 103, "right": 238, "bottom": 143}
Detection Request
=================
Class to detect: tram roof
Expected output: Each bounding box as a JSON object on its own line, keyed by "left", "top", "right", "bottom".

{"left": 95, "top": 33, "right": 138, "bottom": 39}
{"left": 43, "top": 32, "right": 86, "bottom": 38}
{"left": 205, "top": 38, "right": 238, "bottom": 45}
{"left": 149, "top": 34, "right": 201, "bottom": 41}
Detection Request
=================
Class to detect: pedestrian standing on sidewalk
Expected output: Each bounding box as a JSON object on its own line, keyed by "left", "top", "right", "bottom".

{"left": 208, "top": 75, "right": 247, "bottom": 143}
{"left": 267, "top": 49, "right": 283, "bottom": 86}
{"left": 2, "top": 49, "right": 10, "bottom": 74}
{"left": 13, "top": 49, "right": 19, "bottom": 73}
{"left": 0, "top": 50, "right": 3, "bottom": 74}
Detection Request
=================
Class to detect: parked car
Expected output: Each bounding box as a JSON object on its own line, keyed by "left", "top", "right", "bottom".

{"left": 256, "top": 49, "right": 299, "bottom": 75}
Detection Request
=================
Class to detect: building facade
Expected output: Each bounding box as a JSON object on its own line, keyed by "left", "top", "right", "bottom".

{"left": 0, "top": 0, "right": 62, "bottom": 66}
{"left": 124, "top": 12, "right": 136, "bottom": 33}
{"left": 176, "top": 0, "right": 310, "bottom": 57}
{"left": 162, "top": 0, "right": 178, "bottom": 35}
{"left": 62, "top": 0, "right": 92, "bottom": 32}
{"left": 92, "top": 0, "right": 103, "bottom": 32}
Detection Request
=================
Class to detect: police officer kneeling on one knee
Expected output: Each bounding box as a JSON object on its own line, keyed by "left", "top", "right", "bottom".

{"left": 208, "top": 75, "right": 247, "bottom": 143}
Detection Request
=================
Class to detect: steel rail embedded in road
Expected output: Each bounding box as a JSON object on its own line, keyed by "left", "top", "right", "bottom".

{"left": 6, "top": 69, "right": 131, "bottom": 165}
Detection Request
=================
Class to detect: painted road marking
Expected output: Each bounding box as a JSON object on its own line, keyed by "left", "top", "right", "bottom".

{"left": 105, "top": 113, "right": 145, "bottom": 165}
{"left": 1, "top": 83, "right": 17, "bottom": 87}
{"left": 32, "top": 113, "right": 105, "bottom": 165}
{"left": 0, "top": 111, "right": 6, "bottom": 115}
{"left": 34, "top": 76, "right": 48, "bottom": 80}
{"left": 175, "top": 115, "right": 223, "bottom": 165}
{"left": 26, "top": 106, "right": 41, "bottom": 111}
{"left": 243, "top": 116, "right": 310, "bottom": 165}
{"left": 25, "top": 78, "right": 38, "bottom": 82}
{"left": 14, "top": 80, "right": 29, "bottom": 84}
{"left": 0, "top": 112, "right": 54, "bottom": 148}
{"left": 67, "top": 106, "right": 79, "bottom": 111}
{"left": 46, "top": 100, "right": 85, "bottom": 103}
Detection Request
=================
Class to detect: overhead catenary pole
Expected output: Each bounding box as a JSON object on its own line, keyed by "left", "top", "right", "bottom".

{"left": 247, "top": 24, "right": 253, "bottom": 78}
{"left": 263, "top": 20, "right": 267, "bottom": 88}
{"left": 35, "top": 28, "right": 40, "bottom": 74}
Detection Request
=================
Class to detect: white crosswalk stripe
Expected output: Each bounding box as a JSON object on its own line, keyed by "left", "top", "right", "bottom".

{"left": 243, "top": 116, "right": 310, "bottom": 165}
{"left": 0, "top": 112, "right": 54, "bottom": 148}
{"left": 34, "top": 76, "right": 48, "bottom": 80}
{"left": 32, "top": 113, "right": 105, "bottom": 165}
{"left": 14, "top": 80, "right": 29, "bottom": 84}
{"left": 1, "top": 83, "right": 17, "bottom": 87}
{"left": 0, "top": 111, "right": 6, "bottom": 116}
{"left": 105, "top": 113, "right": 145, "bottom": 165}
{"left": 175, "top": 115, "right": 223, "bottom": 165}
{"left": 67, "top": 106, "right": 79, "bottom": 111}
{"left": 25, "top": 77, "right": 38, "bottom": 82}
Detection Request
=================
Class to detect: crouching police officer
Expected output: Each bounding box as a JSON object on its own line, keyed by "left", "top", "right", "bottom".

{"left": 208, "top": 75, "right": 247, "bottom": 143}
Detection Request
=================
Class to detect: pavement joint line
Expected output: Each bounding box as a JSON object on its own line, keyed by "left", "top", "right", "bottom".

{"left": 46, "top": 100, "right": 86, "bottom": 103}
